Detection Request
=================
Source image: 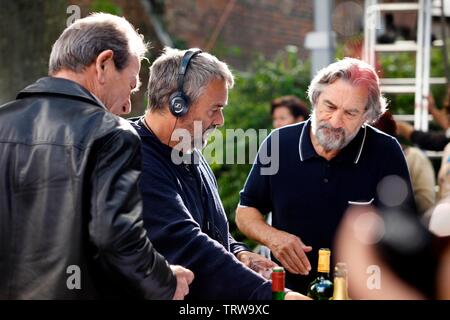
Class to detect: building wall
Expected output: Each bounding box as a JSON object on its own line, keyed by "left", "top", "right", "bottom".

{"left": 163, "top": 0, "right": 314, "bottom": 70}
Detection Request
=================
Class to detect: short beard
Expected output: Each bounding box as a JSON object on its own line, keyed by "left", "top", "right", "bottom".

{"left": 311, "top": 110, "right": 360, "bottom": 152}
{"left": 192, "top": 126, "right": 217, "bottom": 151}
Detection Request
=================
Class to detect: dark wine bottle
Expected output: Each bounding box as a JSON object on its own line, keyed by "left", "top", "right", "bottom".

{"left": 307, "top": 248, "right": 333, "bottom": 300}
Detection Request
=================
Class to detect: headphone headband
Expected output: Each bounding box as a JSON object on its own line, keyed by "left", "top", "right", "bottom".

{"left": 177, "top": 50, "right": 202, "bottom": 93}
{"left": 169, "top": 49, "right": 202, "bottom": 117}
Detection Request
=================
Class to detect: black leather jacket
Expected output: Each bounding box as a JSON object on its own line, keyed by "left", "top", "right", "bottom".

{"left": 0, "top": 77, "right": 176, "bottom": 299}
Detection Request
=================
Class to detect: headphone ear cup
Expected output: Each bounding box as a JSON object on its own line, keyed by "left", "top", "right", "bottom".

{"left": 169, "top": 91, "right": 189, "bottom": 117}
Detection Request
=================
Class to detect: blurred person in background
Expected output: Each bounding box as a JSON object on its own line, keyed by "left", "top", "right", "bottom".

{"left": 271, "top": 95, "right": 309, "bottom": 129}
{"left": 437, "top": 143, "right": 450, "bottom": 200}
{"left": 373, "top": 111, "right": 436, "bottom": 214}
{"left": 396, "top": 89, "right": 450, "bottom": 151}
{"left": 335, "top": 203, "right": 450, "bottom": 299}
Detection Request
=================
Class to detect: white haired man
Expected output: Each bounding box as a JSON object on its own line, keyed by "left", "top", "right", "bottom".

{"left": 236, "top": 58, "right": 417, "bottom": 294}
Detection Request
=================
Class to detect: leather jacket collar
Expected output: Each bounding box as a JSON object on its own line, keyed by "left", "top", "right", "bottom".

{"left": 17, "top": 76, "right": 106, "bottom": 110}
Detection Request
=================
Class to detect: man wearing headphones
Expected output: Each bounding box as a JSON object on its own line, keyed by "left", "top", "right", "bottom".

{"left": 131, "top": 47, "right": 309, "bottom": 300}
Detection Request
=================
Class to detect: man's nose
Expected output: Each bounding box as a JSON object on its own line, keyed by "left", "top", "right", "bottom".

{"left": 214, "top": 109, "right": 225, "bottom": 127}
{"left": 329, "top": 110, "right": 344, "bottom": 128}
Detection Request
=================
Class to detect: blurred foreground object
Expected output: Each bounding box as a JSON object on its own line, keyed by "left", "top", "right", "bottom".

{"left": 335, "top": 205, "right": 450, "bottom": 299}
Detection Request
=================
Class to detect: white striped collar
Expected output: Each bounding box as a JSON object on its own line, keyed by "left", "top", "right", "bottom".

{"left": 299, "top": 120, "right": 367, "bottom": 164}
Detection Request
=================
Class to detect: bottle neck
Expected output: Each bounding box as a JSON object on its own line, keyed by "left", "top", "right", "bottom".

{"left": 316, "top": 271, "right": 330, "bottom": 278}
{"left": 317, "top": 249, "right": 331, "bottom": 277}
{"left": 272, "top": 269, "right": 285, "bottom": 300}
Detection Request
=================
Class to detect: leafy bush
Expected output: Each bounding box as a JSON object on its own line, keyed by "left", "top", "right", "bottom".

{"left": 377, "top": 47, "right": 446, "bottom": 116}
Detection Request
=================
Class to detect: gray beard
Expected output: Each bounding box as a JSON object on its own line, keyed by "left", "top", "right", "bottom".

{"left": 311, "top": 113, "right": 359, "bottom": 152}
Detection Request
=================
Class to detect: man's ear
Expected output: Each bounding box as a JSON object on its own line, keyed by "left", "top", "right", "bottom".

{"left": 95, "top": 50, "right": 114, "bottom": 85}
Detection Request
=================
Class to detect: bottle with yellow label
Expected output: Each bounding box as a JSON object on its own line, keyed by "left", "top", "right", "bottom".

{"left": 307, "top": 248, "right": 333, "bottom": 300}
{"left": 330, "top": 262, "right": 350, "bottom": 300}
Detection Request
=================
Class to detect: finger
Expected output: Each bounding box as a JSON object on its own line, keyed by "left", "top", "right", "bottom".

{"left": 185, "top": 270, "right": 195, "bottom": 284}
{"left": 291, "top": 244, "right": 311, "bottom": 275}
{"left": 179, "top": 280, "right": 189, "bottom": 298}
{"left": 277, "top": 251, "right": 301, "bottom": 274}
{"left": 240, "top": 256, "right": 251, "bottom": 267}
{"left": 298, "top": 242, "right": 313, "bottom": 270}
{"left": 173, "top": 290, "right": 183, "bottom": 300}
{"left": 252, "top": 258, "right": 277, "bottom": 269}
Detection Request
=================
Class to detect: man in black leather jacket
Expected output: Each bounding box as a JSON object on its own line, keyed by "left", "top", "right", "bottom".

{"left": 0, "top": 13, "right": 193, "bottom": 299}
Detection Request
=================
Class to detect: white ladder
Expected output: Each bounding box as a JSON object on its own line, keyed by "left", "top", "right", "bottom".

{"left": 363, "top": 0, "right": 445, "bottom": 132}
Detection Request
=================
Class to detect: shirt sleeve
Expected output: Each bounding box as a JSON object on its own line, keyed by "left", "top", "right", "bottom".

{"left": 139, "top": 153, "right": 271, "bottom": 300}
{"left": 228, "top": 233, "right": 251, "bottom": 256}
{"left": 411, "top": 130, "right": 450, "bottom": 151}
{"left": 405, "top": 148, "right": 436, "bottom": 214}
{"left": 239, "top": 134, "right": 274, "bottom": 215}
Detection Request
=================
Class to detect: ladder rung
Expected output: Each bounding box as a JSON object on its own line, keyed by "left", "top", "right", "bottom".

{"left": 381, "top": 77, "right": 447, "bottom": 85}
{"left": 375, "top": 42, "right": 418, "bottom": 52}
{"left": 381, "top": 85, "right": 416, "bottom": 93}
{"left": 393, "top": 114, "right": 433, "bottom": 122}
{"left": 369, "top": 3, "right": 420, "bottom": 12}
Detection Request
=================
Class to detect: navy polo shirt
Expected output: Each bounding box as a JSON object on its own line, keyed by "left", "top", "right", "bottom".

{"left": 239, "top": 119, "right": 416, "bottom": 293}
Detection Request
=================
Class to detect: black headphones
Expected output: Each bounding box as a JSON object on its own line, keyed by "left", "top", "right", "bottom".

{"left": 168, "top": 49, "right": 202, "bottom": 117}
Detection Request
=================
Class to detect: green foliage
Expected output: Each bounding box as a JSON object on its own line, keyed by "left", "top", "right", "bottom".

{"left": 208, "top": 47, "right": 311, "bottom": 244}
{"left": 336, "top": 38, "right": 447, "bottom": 113}
{"left": 378, "top": 47, "right": 447, "bottom": 115}
{"left": 90, "top": 0, "right": 123, "bottom": 15}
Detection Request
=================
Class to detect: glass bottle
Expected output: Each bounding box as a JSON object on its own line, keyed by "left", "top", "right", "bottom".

{"left": 331, "top": 262, "right": 350, "bottom": 300}
{"left": 307, "top": 248, "right": 333, "bottom": 300}
{"left": 272, "top": 266, "right": 285, "bottom": 300}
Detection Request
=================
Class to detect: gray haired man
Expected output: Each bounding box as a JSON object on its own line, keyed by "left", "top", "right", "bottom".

{"left": 236, "top": 58, "right": 417, "bottom": 294}
{"left": 0, "top": 13, "right": 193, "bottom": 299}
{"left": 132, "top": 48, "right": 309, "bottom": 300}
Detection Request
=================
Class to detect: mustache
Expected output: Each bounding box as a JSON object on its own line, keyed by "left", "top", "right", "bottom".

{"left": 317, "top": 122, "right": 345, "bottom": 135}
{"left": 203, "top": 126, "right": 217, "bottom": 134}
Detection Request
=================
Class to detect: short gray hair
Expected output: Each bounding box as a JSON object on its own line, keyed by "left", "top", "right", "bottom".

{"left": 147, "top": 47, "right": 234, "bottom": 112}
{"left": 49, "top": 13, "right": 147, "bottom": 74}
{"left": 307, "top": 57, "right": 387, "bottom": 123}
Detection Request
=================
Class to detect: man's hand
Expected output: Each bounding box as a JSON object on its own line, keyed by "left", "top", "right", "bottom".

{"left": 396, "top": 121, "right": 414, "bottom": 140}
{"left": 285, "top": 292, "right": 312, "bottom": 300}
{"left": 427, "top": 94, "right": 436, "bottom": 111}
{"left": 267, "top": 229, "right": 312, "bottom": 275}
{"left": 170, "top": 265, "right": 194, "bottom": 300}
{"left": 236, "top": 251, "right": 278, "bottom": 279}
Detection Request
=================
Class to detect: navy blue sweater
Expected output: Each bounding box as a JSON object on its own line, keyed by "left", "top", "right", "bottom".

{"left": 131, "top": 119, "right": 272, "bottom": 300}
